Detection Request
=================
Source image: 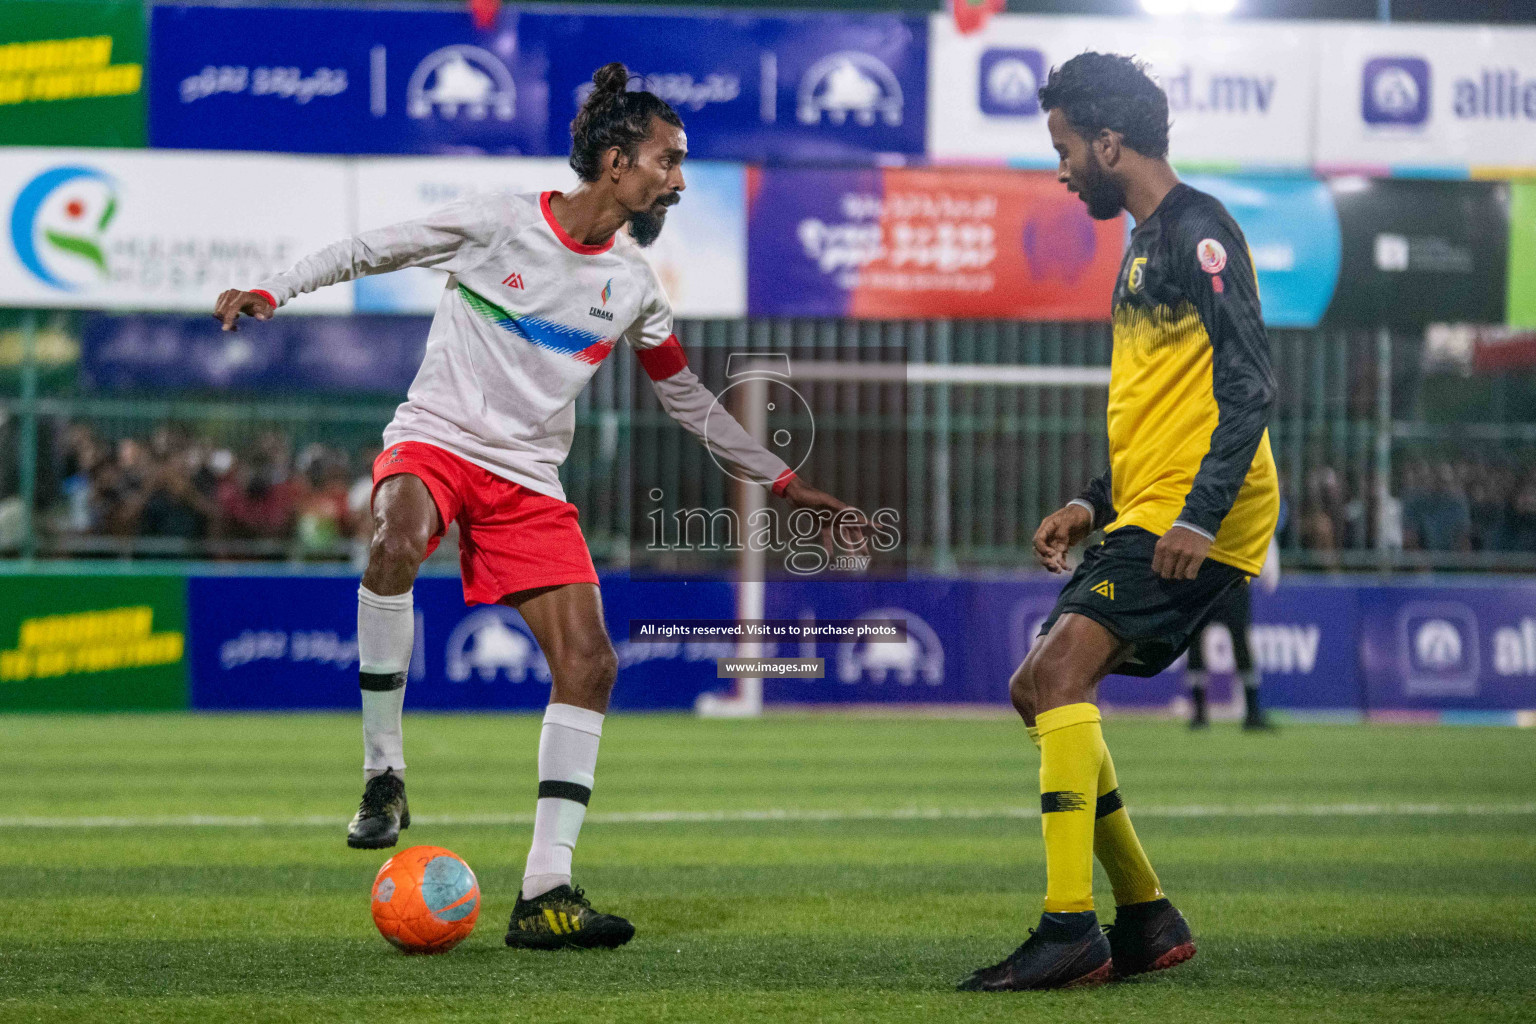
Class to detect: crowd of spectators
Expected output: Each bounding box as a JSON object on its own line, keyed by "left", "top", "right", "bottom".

{"left": 48, "top": 422, "right": 381, "bottom": 559}
{"left": 32, "top": 421, "right": 1536, "bottom": 564}
{"left": 1295, "top": 455, "right": 1536, "bottom": 557}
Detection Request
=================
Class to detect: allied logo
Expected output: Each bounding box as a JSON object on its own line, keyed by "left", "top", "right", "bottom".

{"left": 407, "top": 45, "right": 515, "bottom": 121}
{"left": 601, "top": 278, "right": 612, "bottom": 306}
{"left": 978, "top": 48, "right": 1046, "bottom": 117}
{"left": 1414, "top": 619, "right": 1463, "bottom": 670}
{"left": 1127, "top": 256, "right": 1147, "bottom": 294}
{"left": 1090, "top": 580, "right": 1115, "bottom": 600}
{"left": 502, "top": 271, "right": 525, "bottom": 290}
{"left": 797, "top": 51, "right": 903, "bottom": 127}
{"left": 1362, "top": 56, "right": 1430, "bottom": 126}
{"left": 9, "top": 165, "right": 118, "bottom": 292}
{"left": 1398, "top": 601, "right": 1479, "bottom": 697}
{"left": 1197, "top": 238, "right": 1228, "bottom": 275}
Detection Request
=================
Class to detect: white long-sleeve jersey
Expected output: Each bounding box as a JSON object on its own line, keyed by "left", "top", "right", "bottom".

{"left": 253, "top": 190, "right": 793, "bottom": 503}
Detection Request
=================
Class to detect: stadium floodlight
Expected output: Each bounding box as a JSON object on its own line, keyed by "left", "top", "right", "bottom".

{"left": 1139, "top": 0, "right": 1238, "bottom": 14}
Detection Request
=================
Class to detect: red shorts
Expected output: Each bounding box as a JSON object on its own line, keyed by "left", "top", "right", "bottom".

{"left": 372, "top": 441, "right": 599, "bottom": 605}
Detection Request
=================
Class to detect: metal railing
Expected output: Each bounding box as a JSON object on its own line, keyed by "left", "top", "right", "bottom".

{"left": 4, "top": 310, "right": 1534, "bottom": 572}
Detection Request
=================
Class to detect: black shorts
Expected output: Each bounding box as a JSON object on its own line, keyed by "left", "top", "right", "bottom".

{"left": 1038, "top": 526, "right": 1250, "bottom": 677}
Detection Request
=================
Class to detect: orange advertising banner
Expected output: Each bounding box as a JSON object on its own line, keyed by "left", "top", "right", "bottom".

{"left": 749, "top": 167, "right": 1126, "bottom": 320}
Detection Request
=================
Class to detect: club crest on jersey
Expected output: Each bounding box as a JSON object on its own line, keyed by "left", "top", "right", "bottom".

{"left": 601, "top": 278, "right": 612, "bottom": 306}
{"left": 1197, "top": 238, "right": 1227, "bottom": 275}
{"left": 1127, "top": 256, "right": 1147, "bottom": 294}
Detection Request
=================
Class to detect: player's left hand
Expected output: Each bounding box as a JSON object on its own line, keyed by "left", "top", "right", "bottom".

{"left": 1152, "top": 525, "right": 1212, "bottom": 580}
{"left": 781, "top": 477, "right": 869, "bottom": 560}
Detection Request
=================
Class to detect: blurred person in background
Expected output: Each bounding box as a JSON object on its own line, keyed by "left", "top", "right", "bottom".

{"left": 1298, "top": 465, "right": 1345, "bottom": 560}
{"left": 58, "top": 422, "right": 106, "bottom": 534}
{"left": 1467, "top": 459, "right": 1513, "bottom": 551}
{"left": 1509, "top": 469, "right": 1536, "bottom": 550}
{"left": 1185, "top": 497, "right": 1283, "bottom": 731}
{"left": 1403, "top": 460, "right": 1471, "bottom": 552}
{"left": 296, "top": 449, "right": 356, "bottom": 557}
{"left": 216, "top": 443, "right": 300, "bottom": 541}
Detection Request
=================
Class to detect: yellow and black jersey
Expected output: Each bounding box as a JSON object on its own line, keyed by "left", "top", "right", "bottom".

{"left": 1074, "top": 183, "right": 1279, "bottom": 576}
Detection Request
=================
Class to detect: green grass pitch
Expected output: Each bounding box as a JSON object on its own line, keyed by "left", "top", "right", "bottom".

{"left": 0, "top": 713, "right": 1532, "bottom": 1023}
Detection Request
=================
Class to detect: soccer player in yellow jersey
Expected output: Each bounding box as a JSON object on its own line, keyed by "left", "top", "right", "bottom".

{"left": 959, "top": 53, "right": 1279, "bottom": 992}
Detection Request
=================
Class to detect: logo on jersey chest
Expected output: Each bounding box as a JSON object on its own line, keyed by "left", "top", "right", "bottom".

{"left": 1127, "top": 256, "right": 1148, "bottom": 294}
{"left": 502, "top": 271, "right": 525, "bottom": 290}
{"left": 588, "top": 278, "right": 614, "bottom": 321}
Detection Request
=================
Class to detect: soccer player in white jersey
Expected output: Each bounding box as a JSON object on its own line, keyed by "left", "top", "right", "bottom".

{"left": 213, "top": 63, "right": 858, "bottom": 950}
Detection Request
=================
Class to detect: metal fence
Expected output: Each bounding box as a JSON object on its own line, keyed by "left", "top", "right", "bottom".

{"left": 3, "top": 311, "right": 1534, "bottom": 572}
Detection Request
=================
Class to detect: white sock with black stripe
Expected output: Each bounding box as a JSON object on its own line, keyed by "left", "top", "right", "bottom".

{"left": 358, "top": 585, "right": 413, "bottom": 780}
{"left": 522, "top": 703, "right": 604, "bottom": 900}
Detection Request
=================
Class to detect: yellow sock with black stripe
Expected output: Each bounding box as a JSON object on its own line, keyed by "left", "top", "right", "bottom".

{"left": 1092, "top": 739, "right": 1165, "bottom": 907}
{"left": 1036, "top": 703, "right": 1104, "bottom": 914}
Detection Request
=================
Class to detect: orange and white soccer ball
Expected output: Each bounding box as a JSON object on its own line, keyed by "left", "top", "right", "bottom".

{"left": 370, "top": 845, "right": 480, "bottom": 954}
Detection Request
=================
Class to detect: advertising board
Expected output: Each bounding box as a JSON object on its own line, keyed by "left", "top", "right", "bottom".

{"left": 748, "top": 167, "right": 1124, "bottom": 320}
{"left": 928, "top": 15, "right": 1317, "bottom": 168}
{"left": 0, "top": 575, "right": 187, "bottom": 712}
{"left": 0, "top": 148, "right": 351, "bottom": 312}
{"left": 0, "top": 0, "right": 146, "bottom": 147}
{"left": 1315, "top": 24, "right": 1536, "bottom": 171}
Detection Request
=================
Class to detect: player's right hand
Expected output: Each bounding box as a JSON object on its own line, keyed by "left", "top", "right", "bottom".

{"left": 1032, "top": 503, "right": 1093, "bottom": 574}
{"left": 213, "top": 289, "right": 274, "bottom": 332}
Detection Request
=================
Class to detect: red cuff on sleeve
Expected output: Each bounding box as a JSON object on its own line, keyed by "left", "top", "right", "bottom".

{"left": 249, "top": 289, "right": 276, "bottom": 308}
{"left": 636, "top": 334, "right": 688, "bottom": 381}
{"left": 772, "top": 469, "right": 797, "bottom": 497}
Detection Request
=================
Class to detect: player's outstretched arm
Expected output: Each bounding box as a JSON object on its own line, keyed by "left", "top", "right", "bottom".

{"left": 212, "top": 289, "right": 274, "bottom": 332}
{"left": 213, "top": 195, "right": 512, "bottom": 320}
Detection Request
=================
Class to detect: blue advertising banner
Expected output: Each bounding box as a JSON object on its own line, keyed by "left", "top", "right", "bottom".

{"left": 149, "top": 5, "right": 549, "bottom": 155}
{"left": 188, "top": 574, "right": 734, "bottom": 711}
{"left": 537, "top": 12, "right": 926, "bottom": 163}
{"left": 80, "top": 314, "right": 432, "bottom": 392}
{"left": 1359, "top": 584, "right": 1536, "bottom": 712}
{"left": 762, "top": 576, "right": 1362, "bottom": 712}
{"left": 1182, "top": 175, "right": 1342, "bottom": 329}
{"left": 148, "top": 5, "right": 925, "bottom": 162}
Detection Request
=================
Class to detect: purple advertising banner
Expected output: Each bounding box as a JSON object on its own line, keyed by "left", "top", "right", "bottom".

{"left": 149, "top": 5, "right": 550, "bottom": 155}
{"left": 538, "top": 12, "right": 926, "bottom": 163}
{"left": 188, "top": 574, "right": 733, "bottom": 712}
{"left": 1359, "top": 584, "right": 1536, "bottom": 712}
{"left": 763, "top": 576, "right": 1363, "bottom": 712}
{"left": 150, "top": 5, "right": 925, "bottom": 162}
{"left": 81, "top": 314, "right": 432, "bottom": 392}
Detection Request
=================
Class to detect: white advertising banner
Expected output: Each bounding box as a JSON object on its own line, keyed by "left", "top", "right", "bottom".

{"left": 1315, "top": 23, "right": 1536, "bottom": 170}
{"left": 927, "top": 14, "right": 1318, "bottom": 168}
{"left": 0, "top": 149, "right": 351, "bottom": 312}
{"left": 353, "top": 157, "right": 747, "bottom": 319}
